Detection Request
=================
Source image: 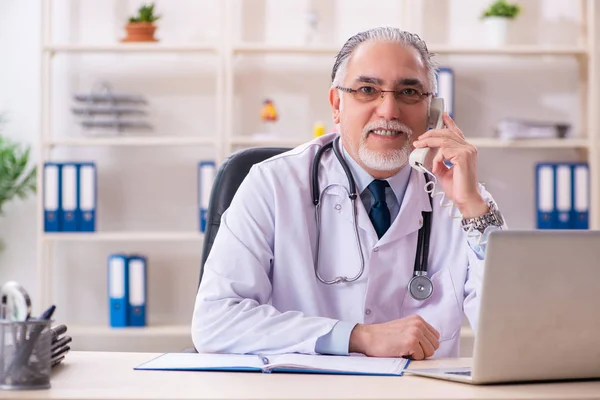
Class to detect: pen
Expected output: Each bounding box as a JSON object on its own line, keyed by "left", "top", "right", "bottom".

{"left": 37, "top": 304, "right": 56, "bottom": 321}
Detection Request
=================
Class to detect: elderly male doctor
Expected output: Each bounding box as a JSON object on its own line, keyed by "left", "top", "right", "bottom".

{"left": 192, "top": 27, "right": 506, "bottom": 360}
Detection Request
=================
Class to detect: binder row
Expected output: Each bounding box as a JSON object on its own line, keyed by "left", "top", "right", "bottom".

{"left": 43, "top": 162, "right": 97, "bottom": 232}
{"left": 108, "top": 254, "right": 147, "bottom": 328}
{"left": 535, "top": 162, "right": 589, "bottom": 229}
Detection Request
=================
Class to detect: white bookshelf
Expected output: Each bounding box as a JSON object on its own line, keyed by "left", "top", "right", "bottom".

{"left": 45, "top": 136, "right": 217, "bottom": 147}
{"left": 68, "top": 324, "right": 193, "bottom": 353}
{"left": 45, "top": 43, "right": 218, "bottom": 54}
{"left": 42, "top": 231, "right": 204, "bottom": 242}
{"left": 231, "top": 43, "right": 589, "bottom": 57}
{"left": 230, "top": 136, "right": 592, "bottom": 150}
{"left": 38, "top": 0, "right": 599, "bottom": 351}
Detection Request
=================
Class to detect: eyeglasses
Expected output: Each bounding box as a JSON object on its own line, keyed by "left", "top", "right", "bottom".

{"left": 336, "top": 85, "right": 433, "bottom": 105}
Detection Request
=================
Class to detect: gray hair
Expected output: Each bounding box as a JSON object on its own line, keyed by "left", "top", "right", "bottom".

{"left": 331, "top": 27, "right": 439, "bottom": 94}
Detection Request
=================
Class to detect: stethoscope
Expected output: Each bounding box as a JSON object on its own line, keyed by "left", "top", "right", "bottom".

{"left": 311, "top": 136, "right": 434, "bottom": 301}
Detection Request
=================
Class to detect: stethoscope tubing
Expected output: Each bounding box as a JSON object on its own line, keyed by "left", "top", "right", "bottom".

{"left": 311, "top": 136, "right": 434, "bottom": 301}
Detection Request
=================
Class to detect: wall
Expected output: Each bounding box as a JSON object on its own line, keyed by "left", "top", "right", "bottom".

{"left": 0, "top": 1, "right": 42, "bottom": 306}
{"left": 0, "top": 0, "right": 588, "bottom": 350}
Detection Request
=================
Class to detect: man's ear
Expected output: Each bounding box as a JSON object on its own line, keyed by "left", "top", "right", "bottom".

{"left": 329, "top": 86, "right": 341, "bottom": 124}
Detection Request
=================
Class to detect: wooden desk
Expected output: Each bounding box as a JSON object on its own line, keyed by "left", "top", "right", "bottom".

{"left": 0, "top": 351, "right": 599, "bottom": 400}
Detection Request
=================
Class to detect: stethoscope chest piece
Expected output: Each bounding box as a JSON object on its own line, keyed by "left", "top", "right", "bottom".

{"left": 408, "top": 274, "right": 434, "bottom": 301}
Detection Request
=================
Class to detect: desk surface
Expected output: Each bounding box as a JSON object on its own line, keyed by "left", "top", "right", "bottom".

{"left": 0, "top": 351, "right": 599, "bottom": 400}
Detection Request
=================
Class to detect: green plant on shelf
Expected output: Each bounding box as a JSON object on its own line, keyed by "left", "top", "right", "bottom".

{"left": 481, "top": 0, "right": 521, "bottom": 19}
{"left": 0, "top": 115, "right": 37, "bottom": 252}
{"left": 128, "top": 3, "right": 161, "bottom": 23}
{"left": 0, "top": 116, "right": 36, "bottom": 215}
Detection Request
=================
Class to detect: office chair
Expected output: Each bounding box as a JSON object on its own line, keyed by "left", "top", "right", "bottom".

{"left": 198, "top": 146, "right": 291, "bottom": 287}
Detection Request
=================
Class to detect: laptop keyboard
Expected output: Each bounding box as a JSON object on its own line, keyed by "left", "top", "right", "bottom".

{"left": 444, "top": 371, "right": 472, "bottom": 376}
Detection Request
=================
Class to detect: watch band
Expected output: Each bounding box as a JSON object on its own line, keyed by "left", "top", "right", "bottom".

{"left": 461, "top": 200, "right": 504, "bottom": 234}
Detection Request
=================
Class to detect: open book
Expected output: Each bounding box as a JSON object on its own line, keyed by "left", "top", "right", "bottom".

{"left": 135, "top": 352, "right": 410, "bottom": 376}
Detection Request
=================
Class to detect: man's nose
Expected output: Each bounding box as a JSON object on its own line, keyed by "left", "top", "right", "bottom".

{"left": 374, "top": 91, "right": 401, "bottom": 120}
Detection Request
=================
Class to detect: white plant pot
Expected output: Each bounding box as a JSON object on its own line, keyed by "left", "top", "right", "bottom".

{"left": 482, "top": 16, "right": 510, "bottom": 47}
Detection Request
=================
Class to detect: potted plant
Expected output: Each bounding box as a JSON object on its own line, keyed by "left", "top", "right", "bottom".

{"left": 481, "top": 0, "right": 521, "bottom": 47}
{"left": 0, "top": 116, "right": 36, "bottom": 251}
{"left": 122, "top": 3, "right": 161, "bottom": 43}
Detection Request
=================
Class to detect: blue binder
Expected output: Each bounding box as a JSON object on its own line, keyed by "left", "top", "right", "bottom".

{"left": 127, "top": 255, "right": 147, "bottom": 327}
{"left": 60, "top": 163, "right": 79, "bottom": 232}
{"left": 571, "top": 162, "right": 589, "bottom": 229}
{"left": 108, "top": 254, "right": 129, "bottom": 328}
{"left": 535, "top": 163, "right": 556, "bottom": 229}
{"left": 554, "top": 164, "right": 572, "bottom": 229}
{"left": 43, "top": 162, "right": 62, "bottom": 232}
{"left": 435, "top": 67, "right": 455, "bottom": 119}
{"left": 198, "top": 161, "right": 216, "bottom": 232}
{"left": 77, "top": 162, "right": 97, "bottom": 232}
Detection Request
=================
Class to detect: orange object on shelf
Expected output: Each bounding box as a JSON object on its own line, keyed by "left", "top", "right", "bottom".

{"left": 260, "top": 99, "right": 278, "bottom": 122}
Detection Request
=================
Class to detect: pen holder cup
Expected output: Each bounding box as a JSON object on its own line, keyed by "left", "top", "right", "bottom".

{"left": 0, "top": 320, "right": 52, "bottom": 390}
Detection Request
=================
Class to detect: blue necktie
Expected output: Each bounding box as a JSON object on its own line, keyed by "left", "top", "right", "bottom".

{"left": 367, "top": 179, "right": 391, "bottom": 239}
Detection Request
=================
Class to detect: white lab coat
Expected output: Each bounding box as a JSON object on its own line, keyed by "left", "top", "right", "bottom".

{"left": 192, "top": 132, "right": 499, "bottom": 358}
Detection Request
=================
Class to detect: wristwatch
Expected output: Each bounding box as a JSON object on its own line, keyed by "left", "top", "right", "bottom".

{"left": 461, "top": 200, "right": 504, "bottom": 234}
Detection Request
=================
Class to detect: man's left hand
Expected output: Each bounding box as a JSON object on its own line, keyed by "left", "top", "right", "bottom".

{"left": 412, "top": 113, "right": 488, "bottom": 218}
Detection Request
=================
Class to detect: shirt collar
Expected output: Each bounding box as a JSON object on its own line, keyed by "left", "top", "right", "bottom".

{"left": 339, "top": 140, "right": 412, "bottom": 205}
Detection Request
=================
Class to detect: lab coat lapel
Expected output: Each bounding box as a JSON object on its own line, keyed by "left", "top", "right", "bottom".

{"left": 318, "top": 149, "right": 377, "bottom": 238}
{"left": 378, "top": 170, "right": 433, "bottom": 246}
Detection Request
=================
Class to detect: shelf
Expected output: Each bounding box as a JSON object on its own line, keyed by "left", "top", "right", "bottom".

{"left": 233, "top": 43, "right": 339, "bottom": 55}
{"left": 231, "top": 136, "right": 590, "bottom": 149}
{"left": 232, "top": 43, "right": 588, "bottom": 57}
{"left": 230, "top": 136, "right": 309, "bottom": 147}
{"left": 45, "top": 43, "right": 218, "bottom": 54}
{"left": 470, "top": 138, "right": 589, "bottom": 148}
{"left": 428, "top": 45, "right": 588, "bottom": 57}
{"left": 45, "top": 136, "right": 217, "bottom": 147}
{"left": 43, "top": 231, "right": 204, "bottom": 242}
{"left": 69, "top": 324, "right": 191, "bottom": 338}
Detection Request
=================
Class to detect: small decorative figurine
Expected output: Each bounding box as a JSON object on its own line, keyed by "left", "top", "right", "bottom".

{"left": 260, "top": 99, "right": 278, "bottom": 122}
{"left": 313, "top": 121, "right": 326, "bottom": 138}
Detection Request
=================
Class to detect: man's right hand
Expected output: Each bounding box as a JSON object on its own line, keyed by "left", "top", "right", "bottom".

{"left": 348, "top": 315, "right": 440, "bottom": 359}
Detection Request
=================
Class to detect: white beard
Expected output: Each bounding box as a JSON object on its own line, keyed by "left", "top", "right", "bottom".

{"left": 358, "top": 141, "right": 410, "bottom": 171}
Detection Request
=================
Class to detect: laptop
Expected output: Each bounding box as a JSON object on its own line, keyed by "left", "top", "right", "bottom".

{"left": 404, "top": 230, "right": 600, "bottom": 384}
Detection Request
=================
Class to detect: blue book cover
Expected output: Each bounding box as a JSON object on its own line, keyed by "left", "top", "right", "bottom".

{"left": 108, "top": 254, "right": 129, "bottom": 328}
{"left": 127, "top": 255, "right": 147, "bottom": 327}
{"left": 571, "top": 162, "right": 589, "bottom": 229}
{"left": 43, "top": 162, "right": 62, "bottom": 232}
{"left": 554, "top": 163, "right": 572, "bottom": 229}
{"left": 535, "top": 163, "right": 556, "bottom": 229}
{"left": 77, "top": 162, "right": 97, "bottom": 232}
{"left": 435, "top": 67, "right": 454, "bottom": 119}
{"left": 198, "top": 161, "right": 216, "bottom": 232}
{"left": 59, "top": 162, "right": 79, "bottom": 232}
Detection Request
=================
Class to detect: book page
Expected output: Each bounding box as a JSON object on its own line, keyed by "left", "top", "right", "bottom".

{"left": 135, "top": 353, "right": 264, "bottom": 371}
{"left": 264, "top": 354, "right": 409, "bottom": 375}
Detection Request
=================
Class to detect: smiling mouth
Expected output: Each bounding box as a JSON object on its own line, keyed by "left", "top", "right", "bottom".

{"left": 369, "top": 129, "right": 404, "bottom": 137}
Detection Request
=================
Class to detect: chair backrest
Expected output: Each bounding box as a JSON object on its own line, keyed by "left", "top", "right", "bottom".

{"left": 199, "top": 146, "right": 291, "bottom": 286}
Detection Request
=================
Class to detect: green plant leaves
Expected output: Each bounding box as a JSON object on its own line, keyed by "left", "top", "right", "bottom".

{"left": 482, "top": 0, "right": 521, "bottom": 19}
{"left": 0, "top": 136, "right": 37, "bottom": 215}
{"left": 129, "top": 3, "right": 160, "bottom": 23}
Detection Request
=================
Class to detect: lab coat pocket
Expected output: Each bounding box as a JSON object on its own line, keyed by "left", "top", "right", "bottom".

{"left": 400, "top": 268, "right": 461, "bottom": 342}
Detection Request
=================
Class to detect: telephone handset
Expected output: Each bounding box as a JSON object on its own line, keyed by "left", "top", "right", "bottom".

{"left": 406, "top": 98, "right": 487, "bottom": 245}
{"left": 408, "top": 97, "right": 445, "bottom": 174}
{"left": 408, "top": 96, "right": 459, "bottom": 217}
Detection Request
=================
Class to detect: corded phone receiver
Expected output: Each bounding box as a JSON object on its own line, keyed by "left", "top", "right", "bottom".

{"left": 407, "top": 98, "right": 486, "bottom": 246}
{"left": 409, "top": 97, "right": 445, "bottom": 174}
